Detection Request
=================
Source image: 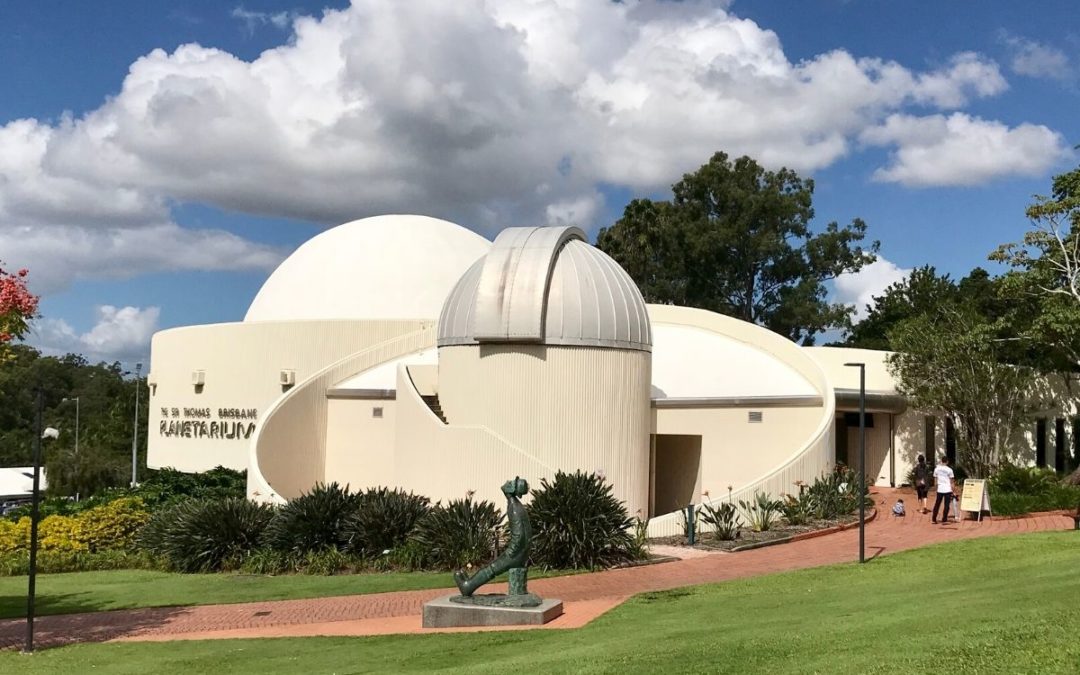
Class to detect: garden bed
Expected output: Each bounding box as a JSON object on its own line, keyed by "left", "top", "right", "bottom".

{"left": 649, "top": 511, "right": 872, "bottom": 553}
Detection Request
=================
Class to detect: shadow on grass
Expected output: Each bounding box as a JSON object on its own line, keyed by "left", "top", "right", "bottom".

{"left": 0, "top": 594, "right": 189, "bottom": 651}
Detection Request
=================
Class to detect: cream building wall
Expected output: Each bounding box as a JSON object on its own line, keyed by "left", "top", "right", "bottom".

{"left": 436, "top": 344, "right": 652, "bottom": 517}
{"left": 148, "top": 319, "right": 428, "bottom": 474}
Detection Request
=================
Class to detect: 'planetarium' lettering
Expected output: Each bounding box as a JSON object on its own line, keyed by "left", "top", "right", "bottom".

{"left": 159, "top": 420, "right": 256, "bottom": 440}
{"left": 157, "top": 405, "right": 259, "bottom": 441}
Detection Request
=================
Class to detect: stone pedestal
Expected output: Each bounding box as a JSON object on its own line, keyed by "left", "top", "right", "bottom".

{"left": 422, "top": 594, "right": 564, "bottom": 628}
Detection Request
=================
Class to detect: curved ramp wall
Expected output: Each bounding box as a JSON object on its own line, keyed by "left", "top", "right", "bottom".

{"left": 147, "top": 320, "right": 425, "bottom": 474}
{"left": 436, "top": 344, "right": 652, "bottom": 517}
{"left": 645, "top": 305, "right": 836, "bottom": 537}
{"left": 248, "top": 324, "right": 436, "bottom": 501}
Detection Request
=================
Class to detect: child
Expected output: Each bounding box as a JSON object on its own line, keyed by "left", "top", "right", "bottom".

{"left": 892, "top": 498, "right": 906, "bottom": 517}
{"left": 953, "top": 488, "right": 963, "bottom": 522}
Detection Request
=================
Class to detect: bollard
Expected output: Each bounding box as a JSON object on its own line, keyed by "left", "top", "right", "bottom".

{"left": 686, "top": 504, "right": 696, "bottom": 545}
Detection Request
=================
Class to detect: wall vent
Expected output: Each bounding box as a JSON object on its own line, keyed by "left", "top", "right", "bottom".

{"left": 372, "top": 407, "right": 384, "bottom": 418}
{"left": 748, "top": 411, "right": 763, "bottom": 423}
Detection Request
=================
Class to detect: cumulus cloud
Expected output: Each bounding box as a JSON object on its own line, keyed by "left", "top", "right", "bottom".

{"left": 31, "top": 305, "right": 160, "bottom": 362}
{"left": 862, "top": 113, "right": 1069, "bottom": 187}
{"left": 0, "top": 0, "right": 1049, "bottom": 295}
{"left": 999, "top": 31, "right": 1070, "bottom": 80}
{"left": 834, "top": 257, "right": 912, "bottom": 320}
{"left": 231, "top": 6, "right": 296, "bottom": 35}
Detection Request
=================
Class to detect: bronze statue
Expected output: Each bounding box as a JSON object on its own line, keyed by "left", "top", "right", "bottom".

{"left": 451, "top": 476, "right": 540, "bottom": 607}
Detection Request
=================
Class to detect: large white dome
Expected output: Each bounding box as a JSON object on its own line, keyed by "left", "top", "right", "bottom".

{"left": 245, "top": 215, "right": 491, "bottom": 322}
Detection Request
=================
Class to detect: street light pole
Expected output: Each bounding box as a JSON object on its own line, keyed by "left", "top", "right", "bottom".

{"left": 131, "top": 362, "right": 142, "bottom": 488}
{"left": 23, "top": 390, "right": 43, "bottom": 654}
{"left": 844, "top": 362, "right": 867, "bottom": 564}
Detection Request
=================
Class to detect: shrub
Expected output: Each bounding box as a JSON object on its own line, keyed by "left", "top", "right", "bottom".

{"left": 76, "top": 497, "right": 151, "bottom": 552}
{"left": 990, "top": 464, "right": 1060, "bottom": 495}
{"left": 372, "top": 539, "right": 429, "bottom": 572}
{"left": 298, "top": 548, "right": 355, "bottom": 575}
{"left": 142, "top": 498, "right": 274, "bottom": 572}
{"left": 992, "top": 484, "right": 1080, "bottom": 516}
{"left": 528, "top": 471, "right": 638, "bottom": 570}
{"left": 780, "top": 492, "right": 813, "bottom": 526}
{"left": 238, "top": 547, "right": 294, "bottom": 575}
{"left": 39, "top": 515, "right": 87, "bottom": 552}
{"left": 0, "top": 518, "right": 29, "bottom": 552}
{"left": 738, "top": 492, "right": 783, "bottom": 532}
{"left": 263, "top": 483, "right": 360, "bottom": 554}
{"left": 700, "top": 501, "right": 741, "bottom": 540}
{"left": 344, "top": 487, "right": 431, "bottom": 556}
{"left": 412, "top": 496, "right": 502, "bottom": 570}
{"left": 806, "top": 467, "right": 864, "bottom": 520}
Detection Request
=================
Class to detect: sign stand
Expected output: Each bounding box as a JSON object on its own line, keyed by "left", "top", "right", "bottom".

{"left": 959, "top": 479, "right": 992, "bottom": 522}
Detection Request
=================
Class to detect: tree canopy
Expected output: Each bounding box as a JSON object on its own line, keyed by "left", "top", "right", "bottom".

{"left": 0, "top": 345, "right": 148, "bottom": 497}
{"left": 598, "top": 151, "right": 878, "bottom": 344}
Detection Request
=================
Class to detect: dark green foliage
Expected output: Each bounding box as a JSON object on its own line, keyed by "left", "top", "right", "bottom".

{"left": 990, "top": 464, "right": 1061, "bottom": 495}
{"left": 527, "top": 470, "right": 638, "bottom": 570}
{"left": 262, "top": 483, "right": 360, "bottom": 554}
{"left": 344, "top": 487, "right": 431, "bottom": 556}
{"left": 411, "top": 497, "right": 502, "bottom": 570}
{"left": 4, "top": 466, "right": 247, "bottom": 521}
{"left": 139, "top": 498, "right": 275, "bottom": 572}
{"left": 805, "top": 467, "right": 864, "bottom": 520}
{"left": 700, "top": 501, "right": 740, "bottom": 540}
{"left": 991, "top": 486, "right": 1080, "bottom": 516}
{"left": 780, "top": 491, "right": 813, "bottom": 526}
{"left": 598, "top": 151, "right": 877, "bottom": 344}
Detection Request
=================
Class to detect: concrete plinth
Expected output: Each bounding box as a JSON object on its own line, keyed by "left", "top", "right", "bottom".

{"left": 422, "top": 595, "right": 564, "bottom": 628}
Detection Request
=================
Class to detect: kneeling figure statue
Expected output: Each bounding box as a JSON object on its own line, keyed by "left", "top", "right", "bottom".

{"left": 451, "top": 476, "right": 541, "bottom": 608}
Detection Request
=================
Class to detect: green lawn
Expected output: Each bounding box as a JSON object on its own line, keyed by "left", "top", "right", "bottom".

{"left": 0, "top": 567, "right": 578, "bottom": 620}
{"left": 2, "top": 531, "right": 1078, "bottom": 674}
{"left": 0, "top": 569, "right": 459, "bottom": 620}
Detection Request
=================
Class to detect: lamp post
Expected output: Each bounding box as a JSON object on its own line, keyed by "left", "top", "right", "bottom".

{"left": 131, "top": 362, "right": 142, "bottom": 488}
{"left": 24, "top": 391, "right": 57, "bottom": 654}
{"left": 844, "top": 362, "right": 867, "bottom": 564}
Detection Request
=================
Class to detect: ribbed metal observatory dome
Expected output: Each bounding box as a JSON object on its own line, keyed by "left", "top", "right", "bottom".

{"left": 437, "top": 226, "right": 652, "bottom": 351}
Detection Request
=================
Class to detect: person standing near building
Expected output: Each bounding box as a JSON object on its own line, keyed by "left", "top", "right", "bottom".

{"left": 913, "top": 454, "right": 930, "bottom": 514}
{"left": 931, "top": 456, "right": 955, "bottom": 525}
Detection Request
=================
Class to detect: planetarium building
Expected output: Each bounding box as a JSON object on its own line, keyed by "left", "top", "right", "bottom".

{"left": 147, "top": 215, "right": 1074, "bottom": 535}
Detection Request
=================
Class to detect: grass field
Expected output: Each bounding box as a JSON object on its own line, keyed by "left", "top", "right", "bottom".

{"left": 2, "top": 531, "right": 1078, "bottom": 674}
{"left": 0, "top": 567, "right": 578, "bottom": 620}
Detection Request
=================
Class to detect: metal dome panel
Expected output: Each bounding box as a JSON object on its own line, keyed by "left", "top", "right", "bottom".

{"left": 437, "top": 226, "right": 651, "bottom": 352}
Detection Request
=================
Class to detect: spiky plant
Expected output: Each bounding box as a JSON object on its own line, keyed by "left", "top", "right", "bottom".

{"left": 262, "top": 482, "right": 360, "bottom": 554}
{"left": 344, "top": 487, "right": 431, "bottom": 556}
{"left": 142, "top": 498, "right": 275, "bottom": 572}
{"left": 527, "top": 470, "right": 638, "bottom": 570}
{"left": 411, "top": 497, "right": 502, "bottom": 570}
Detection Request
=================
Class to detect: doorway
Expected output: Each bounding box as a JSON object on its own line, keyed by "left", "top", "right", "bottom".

{"left": 650, "top": 434, "right": 702, "bottom": 517}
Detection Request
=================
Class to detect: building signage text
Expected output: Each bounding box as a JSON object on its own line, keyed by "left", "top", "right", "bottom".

{"left": 159, "top": 406, "right": 258, "bottom": 440}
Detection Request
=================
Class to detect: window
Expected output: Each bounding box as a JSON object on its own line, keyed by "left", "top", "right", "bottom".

{"left": 1055, "top": 418, "right": 1066, "bottom": 472}
{"left": 924, "top": 416, "right": 935, "bottom": 459}
{"left": 842, "top": 412, "right": 875, "bottom": 428}
{"left": 1036, "top": 419, "right": 1047, "bottom": 468}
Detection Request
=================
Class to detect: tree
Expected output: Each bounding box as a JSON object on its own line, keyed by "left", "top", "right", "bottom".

{"left": 598, "top": 152, "right": 878, "bottom": 344}
{"left": 0, "top": 263, "right": 38, "bottom": 359}
{"left": 886, "top": 305, "right": 1038, "bottom": 478}
{"left": 843, "top": 266, "right": 955, "bottom": 350}
{"left": 992, "top": 163, "right": 1080, "bottom": 372}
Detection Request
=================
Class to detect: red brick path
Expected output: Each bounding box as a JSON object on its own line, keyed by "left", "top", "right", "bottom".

{"left": 0, "top": 488, "right": 1072, "bottom": 648}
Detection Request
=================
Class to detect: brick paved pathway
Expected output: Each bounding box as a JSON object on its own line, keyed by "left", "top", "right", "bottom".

{"left": 0, "top": 488, "right": 1072, "bottom": 649}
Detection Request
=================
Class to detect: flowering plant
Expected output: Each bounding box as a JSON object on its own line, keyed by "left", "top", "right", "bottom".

{"left": 0, "top": 263, "right": 38, "bottom": 353}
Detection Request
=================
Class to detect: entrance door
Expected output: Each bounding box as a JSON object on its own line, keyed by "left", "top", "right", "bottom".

{"left": 650, "top": 434, "right": 702, "bottom": 517}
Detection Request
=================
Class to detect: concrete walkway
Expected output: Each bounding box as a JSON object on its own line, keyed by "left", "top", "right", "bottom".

{"left": 0, "top": 488, "right": 1072, "bottom": 649}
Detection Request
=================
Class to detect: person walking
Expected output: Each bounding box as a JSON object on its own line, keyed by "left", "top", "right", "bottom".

{"left": 931, "top": 456, "right": 955, "bottom": 525}
{"left": 913, "top": 454, "right": 930, "bottom": 514}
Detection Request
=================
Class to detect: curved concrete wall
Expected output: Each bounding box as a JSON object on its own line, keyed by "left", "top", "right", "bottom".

{"left": 147, "top": 320, "right": 428, "bottom": 474}
{"left": 249, "top": 324, "right": 436, "bottom": 501}
{"left": 437, "top": 344, "right": 652, "bottom": 517}
{"left": 645, "top": 305, "right": 836, "bottom": 536}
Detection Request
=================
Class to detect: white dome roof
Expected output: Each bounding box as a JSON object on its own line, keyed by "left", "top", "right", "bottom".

{"left": 245, "top": 215, "right": 491, "bottom": 322}
{"left": 438, "top": 226, "right": 651, "bottom": 352}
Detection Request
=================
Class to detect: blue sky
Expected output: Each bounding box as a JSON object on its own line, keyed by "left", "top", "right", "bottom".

{"left": 1, "top": 0, "right": 1077, "bottom": 362}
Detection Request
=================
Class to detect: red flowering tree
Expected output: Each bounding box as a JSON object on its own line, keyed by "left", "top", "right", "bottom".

{"left": 0, "top": 262, "right": 38, "bottom": 356}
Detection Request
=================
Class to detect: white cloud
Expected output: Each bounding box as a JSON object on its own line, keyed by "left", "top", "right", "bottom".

{"left": 999, "top": 32, "right": 1070, "bottom": 80}
{"left": 834, "top": 257, "right": 912, "bottom": 320}
{"left": 31, "top": 305, "right": 160, "bottom": 362}
{"left": 231, "top": 6, "right": 296, "bottom": 35}
{"left": 862, "top": 113, "right": 1069, "bottom": 187}
{"left": 0, "top": 0, "right": 1045, "bottom": 295}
